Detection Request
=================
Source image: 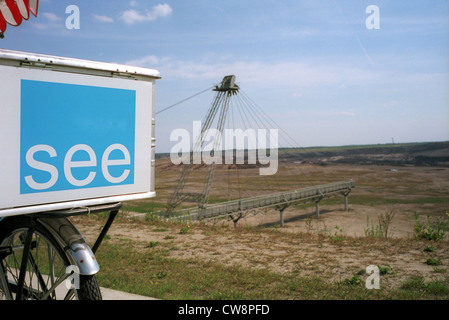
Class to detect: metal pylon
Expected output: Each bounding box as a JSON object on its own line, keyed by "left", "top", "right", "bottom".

{"left": 165, "top": 75, "right": 239, "bottom": 218}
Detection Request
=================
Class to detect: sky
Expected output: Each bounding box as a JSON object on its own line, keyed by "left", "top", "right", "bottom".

{"left": 1, "top": 0, "right": 448, "bottom": 153}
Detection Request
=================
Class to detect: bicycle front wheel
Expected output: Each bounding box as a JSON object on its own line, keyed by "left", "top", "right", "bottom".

{"left": 0, "top": 216, "right": 102, "bottom": 300}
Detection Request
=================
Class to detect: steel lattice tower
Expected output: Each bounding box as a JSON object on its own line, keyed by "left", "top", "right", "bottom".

{"left": 165, "top": 75, "right": 239, "bottom": 218}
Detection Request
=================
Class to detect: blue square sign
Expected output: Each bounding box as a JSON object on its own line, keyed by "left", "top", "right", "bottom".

{"left": 20, "top": 80, "right": 136, "bottom": 194}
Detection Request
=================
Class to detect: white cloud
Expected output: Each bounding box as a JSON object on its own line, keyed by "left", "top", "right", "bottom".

{"left": 93, "top": 14, "right": 114, "bottom": 23}
{"left": 120, "top": 4, "right": 172, "bottom": 24}
{"left": 130, "top": 0, "right": 138, "bottom": 7}
{"left": 126, "top": 55, "right": 161, "bottom": 67}
{"left": 43, "top": 12, "right": 61, "bottom": 22}
{"left": 336, "top": 110, "right": 356, "bottom": 116}
{"left": 148, "top": 59, "right": 384, "bottom": 89}
{"left": 126, "top": 54, "right": 443, "bottom": 97}
{"left": 31, "top": 12, "right": 62, "bottom": 30}
{"left": 32, "top": 23, "right": 51, "bottom": 30}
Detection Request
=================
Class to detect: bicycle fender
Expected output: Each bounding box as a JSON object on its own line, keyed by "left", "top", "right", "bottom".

{"left": 37, "top": 217, "right": 100, "bottom": 276}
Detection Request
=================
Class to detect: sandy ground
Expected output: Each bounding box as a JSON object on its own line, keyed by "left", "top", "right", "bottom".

{"left": 238, "top": 204, "right": 417, "bottom": 238}
{"left": 73, "top": 162, "right": 449, "bottom": 291}
{"left": 74, "top": 201, "right": 449, "bottom": 290}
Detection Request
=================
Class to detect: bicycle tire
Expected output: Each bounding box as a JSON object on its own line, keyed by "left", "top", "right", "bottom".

{"left": 0, "top": 216, "right": 102, "bottom": 300}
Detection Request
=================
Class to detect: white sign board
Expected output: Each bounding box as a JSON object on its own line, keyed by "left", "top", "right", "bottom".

{"left": 0, "top": 50, "right": 160, "bottom": 217}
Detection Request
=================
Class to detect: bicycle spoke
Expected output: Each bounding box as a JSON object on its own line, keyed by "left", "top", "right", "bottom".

{"left": 16, "top": 227, "right": 33, "bottom": 300}
{"left": 1, "top": 216, "right": 101, "bottom": 300}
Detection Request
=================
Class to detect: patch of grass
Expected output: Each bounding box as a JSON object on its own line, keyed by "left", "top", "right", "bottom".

{"left": 364, "top": 217, "right": 384, "bottom": 238}
{"left": 400, "top": 276, "right": 449, "bottom": 298}
{"left": 400, "top": 276, "right": 426, "bottom": 291}
{"left": 340, "top": 274, "right": 363, "bottom": 287}
{"left": 147, "top": 241, "right": 160, "bottom": 248}
{"left": 122, "top": 200, "right": 168, "bottom": 213}
{"left": 349, "top": 196, "right": 449, "bottom": 207}
{"left": 152, "top": 271, "right": 168, "bottom": 280}
{"left": 329, "top": 225, "right": 344, "bottom": 242}
{"left": 94, "top": 241, "right": 449, "bottom": 300}
{"left": 179, "top": 226, "right": 190, "bottom": 234}
{"left": 96, "top": 242, "right": 288, "bottom": 299}
{"left": 378, "top": 264, "right": 393, "bottom": 275}
{"left": 425, "top": 281, "right": 449, "bottom": 296}
{"left": 426, "top": 257, "right": 442, "bottom": 266}
{"left": 433, "top": 267, "right": 446, "bottom": 274}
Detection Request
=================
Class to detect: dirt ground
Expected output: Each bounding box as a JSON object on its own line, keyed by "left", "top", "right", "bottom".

{"left": 75, "top": 205, "right": 449, "bottom": 291}
{"left": 235, "top": 204, "right": 418, "bottom": 238}
{"left": 74, "top": 162, "right": 449, "bottom": 290}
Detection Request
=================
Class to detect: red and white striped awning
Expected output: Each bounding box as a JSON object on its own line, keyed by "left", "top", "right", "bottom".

{"left": 0, "top": 0, "right": 39, "bottom": 34}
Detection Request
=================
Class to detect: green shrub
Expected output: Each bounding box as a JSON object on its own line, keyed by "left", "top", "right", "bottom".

{"left": 341, "top": 274, "right": 363, "bottom": 286}
{"left": 179, "top": 226, "right": 190, "bottom": 234}
{"left": 148, "top": 241, "right": 160, "bottom": 248}
{"left": 413, "top": 212, "right": 448, "bottom": 241}
{"left": 378, "top": 264, "right": 393, "bottom": 275}
{"left": 426, "top": 257, "right": 442, "bottom": 266}
{"left": 364, "top": 210, "right": 396, "bottom": 238}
